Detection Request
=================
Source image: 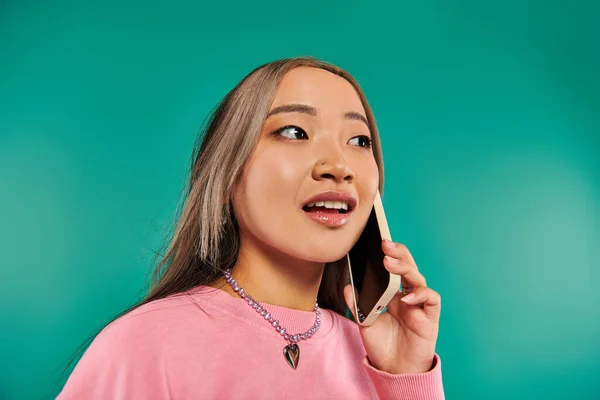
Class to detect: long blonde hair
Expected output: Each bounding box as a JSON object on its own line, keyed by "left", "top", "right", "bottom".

{"left": 145, "top": 57, "right": 385, "bottom": 314}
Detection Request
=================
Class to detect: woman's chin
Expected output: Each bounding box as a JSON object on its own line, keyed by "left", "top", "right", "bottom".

{"left": 265, "top": 236, "right": 355, "bottom": 264}
{"left": 298, "top": 248, "right": 351, "bottom": 264}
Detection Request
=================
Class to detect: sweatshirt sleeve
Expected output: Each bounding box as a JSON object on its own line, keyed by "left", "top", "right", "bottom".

{"left": 363, "top": 354, "right": 445, "bottom": 399}
{"left": 56, "top": 319, "right": 171, "bottom": 400}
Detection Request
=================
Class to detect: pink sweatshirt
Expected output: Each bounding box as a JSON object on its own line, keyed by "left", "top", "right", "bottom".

{"left": 58, "top": 286, "right": 444, "bottom": 399}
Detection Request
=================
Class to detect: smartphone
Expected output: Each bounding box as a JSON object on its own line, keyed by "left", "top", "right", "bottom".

{"left": 347, "top": 190, "right": 402, "bottom": 326}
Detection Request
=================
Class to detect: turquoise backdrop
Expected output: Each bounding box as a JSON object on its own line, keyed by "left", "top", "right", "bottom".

{"left": 1, "top": 1, "right": 599, "bottom": 399}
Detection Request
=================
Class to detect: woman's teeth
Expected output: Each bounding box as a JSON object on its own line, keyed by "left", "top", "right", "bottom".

{"left": 304, "top": 201, "right": 349, "bottom": 211}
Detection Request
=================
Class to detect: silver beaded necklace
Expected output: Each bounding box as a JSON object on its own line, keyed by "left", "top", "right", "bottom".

{"left": 223, "top": 268, "right": 321, "bottom": 370}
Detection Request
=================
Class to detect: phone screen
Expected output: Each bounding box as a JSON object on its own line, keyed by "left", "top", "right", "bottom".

{"left": 348, "top": 207, "right": 390, "bottom": 323}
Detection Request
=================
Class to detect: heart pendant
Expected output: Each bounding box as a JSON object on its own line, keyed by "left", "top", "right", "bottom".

{"left": 283, "top": 344, "right": 300, "bottom": 370}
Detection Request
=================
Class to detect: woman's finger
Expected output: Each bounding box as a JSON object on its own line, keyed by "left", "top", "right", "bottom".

{"left": 399, "top": 286, "right": 442, "bottom": 319}
{"left": 383, "top": 256, "right": 427, "bottom": 288}
{"left": 382, "top": 240, "right": 416, "bottom": 266}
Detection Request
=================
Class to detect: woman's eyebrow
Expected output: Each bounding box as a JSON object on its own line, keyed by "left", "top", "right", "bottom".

{"left": 344, "top": 111, "right": 369, "bottom": 127}
{"left": 267, "top": 104, "right": 317, "bottom": 118}
{"left": 267, "top": 104, "right": 369, "bottom": 127}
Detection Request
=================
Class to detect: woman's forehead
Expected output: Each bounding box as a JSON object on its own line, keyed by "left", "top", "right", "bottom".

{"left": 270, "top": 67, "right": 366, "bottom": 115}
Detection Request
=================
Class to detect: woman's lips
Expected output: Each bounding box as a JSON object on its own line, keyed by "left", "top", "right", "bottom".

{"left": 303, "top": 209, "right": 350, "bottom": 227}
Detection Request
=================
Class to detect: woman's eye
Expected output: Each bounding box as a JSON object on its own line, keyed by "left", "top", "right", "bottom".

{"left": 275, "top": 126, "right": 308, "bottom": 140}
{"left": 348, "top": 135, "right": 372, "bottom": 148}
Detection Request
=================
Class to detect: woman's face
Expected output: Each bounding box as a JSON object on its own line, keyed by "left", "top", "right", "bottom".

{"left": 233, "top": 67, "right": 380, "bottom": 263}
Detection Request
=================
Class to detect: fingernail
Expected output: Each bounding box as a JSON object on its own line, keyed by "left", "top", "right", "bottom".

{"left": 384, "top": 255, "right": 399, "bottom": 264}
{"left": 401, "top": 293, "right": 416, "bottom": 303}
{"left": 383, "top": 239, "right": 394, "bottom": 246}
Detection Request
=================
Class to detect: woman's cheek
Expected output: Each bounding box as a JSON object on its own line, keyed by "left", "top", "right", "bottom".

{"left": 359, "top": 161, "right": 380, "bottom": 197}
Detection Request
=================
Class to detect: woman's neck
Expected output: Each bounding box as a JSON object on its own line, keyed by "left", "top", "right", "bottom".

{"left": 213, "top": 235, "right": 325, "bottom": 312}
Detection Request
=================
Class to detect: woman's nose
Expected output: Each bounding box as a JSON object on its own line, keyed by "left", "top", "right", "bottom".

{"left": 312, "top": 158, "right": 355, "bottom": 183}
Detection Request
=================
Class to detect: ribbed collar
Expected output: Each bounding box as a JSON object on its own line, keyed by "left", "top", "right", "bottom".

{"left": 186, "top": 285, "right": 335, "bottom": 340}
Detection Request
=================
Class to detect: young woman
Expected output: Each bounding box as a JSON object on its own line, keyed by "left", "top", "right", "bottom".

{"left": 58, "top": 57, "right": 444, "bottom": 399}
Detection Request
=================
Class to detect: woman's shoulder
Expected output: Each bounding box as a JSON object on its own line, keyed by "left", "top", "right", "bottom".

{"left": 101, "top": 288, "right": 216, "bottom": 339}
{"left": 59, "top": 290, "right": 213, "bottom": 398}
{"left": 69, "top": 289, "right": 216, "bottom": 371}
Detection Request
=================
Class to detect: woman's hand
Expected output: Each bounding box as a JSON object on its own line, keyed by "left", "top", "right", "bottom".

{"left": 343, "top": 240, "right": 441, "bottom": 375}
